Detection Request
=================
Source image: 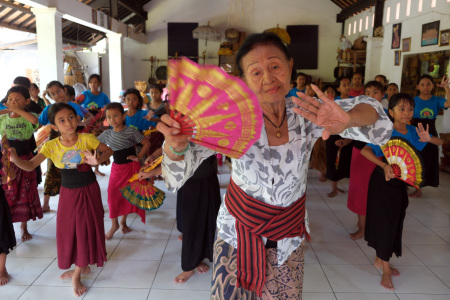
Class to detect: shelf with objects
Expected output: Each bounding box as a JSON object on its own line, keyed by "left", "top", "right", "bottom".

{"left": 218, "top": 29, "right": 246, "bottom": 76}
{"left": 335, "top": 35, "right": 367, "bottom": 78}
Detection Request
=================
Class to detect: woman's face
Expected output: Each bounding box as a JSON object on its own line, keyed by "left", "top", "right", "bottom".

{"left": 241, "top": 44, "right": 293, "bottom": 105}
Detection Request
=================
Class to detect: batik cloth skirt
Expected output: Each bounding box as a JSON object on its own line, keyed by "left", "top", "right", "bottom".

{"left": 411, "top": 118, "right": 439, "bottom": 187}
{"left": 57, "top": 180, "right": 106, "bottom": 269}
{"left": 176, "top": 155, "right": 221, "bottom": 272}
{"left": 326, "top": 135, "right": 353, "bottom": 181}
{"left": 108, "top": 161, "right": 146, "bottom": 223}
{"left": 365, "top": 165, "right": 408, "bottom": 261}
{"left": 347, "top": 147, "right": 376, "bottom": 215}
{"left": 0, "top": 187, "right": 16, "bottom": 254}
{"left": 310, "top": 137, "right": 326, "bottom": 175}
{"left": 44, "top": 130, "right": 61, "bottom": 196}
{"left": 211, "top": 237, "right": 305, "bottom": 300}
{"left": 5, "top": 152, "right": 43, "bottom": 223}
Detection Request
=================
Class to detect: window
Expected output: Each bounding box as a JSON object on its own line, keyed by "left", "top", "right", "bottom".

{"left": 396, "top": 3, "right": 400, "bottom": 19}
{"left": 418, "top": 0, "right": 423, "bottom": 12}
{"left": 406, "top": 0, "right": 411, "bottom": 16}
{"left": 372, "top": 13, "right": 375, "bottom": 28}
{"left": 366, "top": 15, "right": 369, "bottom": 30}
{"left": 431, "top": 0, "right": 436, "bottom": 7}
{"left": 359, "top": 18, "right": 362, "bottom": 32}
{"left": 386, "top": 6, "right": 391, "bottom": 23}
{"left": 354, "top": 20, "right": 357, "bottom": 34}
{"left": 348, "top": 23, "right": 351, "bottom": 36}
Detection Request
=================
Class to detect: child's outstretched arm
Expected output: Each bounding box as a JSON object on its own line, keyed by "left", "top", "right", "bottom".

{"left": 128, "top": 138, "right": 151, "bottom": 162}
{"left": 9, "top": 149, "right": 46, "bottom": 172}
{"left": 5, "top": 100, "right": 38, "bottom": 125}
{"left": 95, "top": 143, "right": 113, "bottom": 164}
{"left": 361, "top": 145, "right": 396, "bottom": 181}
{"left": 416, "top": 123, "right": 444, "bottom": 146}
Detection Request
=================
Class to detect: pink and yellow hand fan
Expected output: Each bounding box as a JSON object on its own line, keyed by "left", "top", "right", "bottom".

{"left": 380, "top": 137, "right": 424, "bottom": 188}
{"left": 168, "top": 57, "right": 263, "bottom": 159}
{"left": 120, "top": 156, "right": 165, "bottom": 211}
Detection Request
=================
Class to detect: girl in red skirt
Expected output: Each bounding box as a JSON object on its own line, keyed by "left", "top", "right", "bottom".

{"left": 97, "top": 102, "right": 150, "bottom": 239}
{"left": 9, "top": 103, "right": 113, "bottom": 297}
{"left": 0, "top": 86, "right": 42, "bottom": 242}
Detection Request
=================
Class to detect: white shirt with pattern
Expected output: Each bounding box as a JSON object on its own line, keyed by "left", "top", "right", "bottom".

{"left": 162, "top": 96, "right": 393, "bottom": 265}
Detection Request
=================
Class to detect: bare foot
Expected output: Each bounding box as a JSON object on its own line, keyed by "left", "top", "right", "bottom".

{"left": 72, "top": 277, "right": 87, "bottom": 297}
{"left": 0, "top": 269, "right": 8, "bottom": 286}
{"left": 327, "top": 190, "right": 338, "bottom": 197}
{"left": 380, "top": 270, "right": 395, "bottom": 291}
{"left": 21, "top": 229, "right": 32, "bottom": 242}
{"left": 105, "top": 223, "right": 120, "bottom": 240}
{"left": 174, "top": 270, "right": 194, "bottom": 283}
{"left": 319, "top": 174, "right": 327, "bottom": 182}
{"left": 178, "top": 234, "right": 183, "bottom": 241}
{"left": 337, "top": 188, "right": 345, "bottom": 193}
{"left": 95, "top": 170, "right": 105, "bottom": 176}
{"left": 42, "top": 204, "right": 50, "bottom": 212}
{"left": 60, "top": 267, "right": 90, "bottom": 279}
{"left": 196, "top": 263, "right": 209, "bottom": 274}
{"left": 349, "top": 229, "right": 364, "bottom": 240}
{"left": 409, "top": 188, "right": 422, "bottom": 198}
{"left": 121, "top": 223, "right": 132, "bottom": 234}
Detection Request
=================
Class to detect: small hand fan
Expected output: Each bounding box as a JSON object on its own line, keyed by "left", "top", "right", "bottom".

{"left": 168, "top": 57, "right": 263, "bottom": 159}
{"left": 380, "top": 137, "right": 424, "bottom": 188}
{"left": 34, "top": 124, "right": 53, "bottom": 151}
{"left": 120, "top": 156, "right": 165, "bottom": 210}
{"left": 79, "top": 109, "right": 106, "bottom": 135}
{"left": 1, "top": 135, "right": 13, "bottom": 186}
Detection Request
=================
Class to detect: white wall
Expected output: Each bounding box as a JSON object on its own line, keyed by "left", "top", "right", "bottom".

{"left": 0, "top": 50, "right": 39, "bottom": 97}
{"left": 121, "top": 0, "right": 342, "bottom": 88}
{"left": 345, "top": 0, "right": 450, "bottom": 86}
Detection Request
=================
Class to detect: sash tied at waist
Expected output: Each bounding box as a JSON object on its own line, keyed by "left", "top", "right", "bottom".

{"left": 225, "top": 178, "right": 309, "bottom": 296}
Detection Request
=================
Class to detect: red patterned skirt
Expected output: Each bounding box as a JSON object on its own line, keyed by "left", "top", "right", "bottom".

{"left": 4, "top": 152, "right": 43, "bottom": 223}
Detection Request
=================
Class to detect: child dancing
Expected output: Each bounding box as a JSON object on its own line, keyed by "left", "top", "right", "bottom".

{"left": 361, "top": 93, "right": 443, "bottom": 290}
{"left": 10, "top": 103, "right": 113, "bottom": 297}
{"left": 97, "top": 103, "right": 150, "bottom": 239}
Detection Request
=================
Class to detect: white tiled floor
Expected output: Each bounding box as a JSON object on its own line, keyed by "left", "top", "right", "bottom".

{"left": 2, "top": 164, "right": 450, "bottom": 299}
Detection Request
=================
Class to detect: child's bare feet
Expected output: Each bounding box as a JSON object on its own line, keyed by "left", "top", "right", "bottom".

{"left": 409, "top": 188, "right": 422, "bottom": 198}
{"left": 105, "top": 222, "right": 120, "bottom": 240}
{"left": 349, "top": 229, "right": 364, "bottom": 240}
{"left": 0, "top": 268, "right": 8, "bottom": 286}
{"left": 60, "top": 266, "right": 90, "bottom": 279}
{"left": 327, "top": 188, "right": 345, "bottom": 197}
{"left": 318, "top": 173, "right": 327, "bottom": 182}
{"left": 174, "top": 270, "right": 194, "bottom": 283}
{"left": 178, "top": 234, "right": 183, "bottom": 241}
{"left": 121, "top": 223, "right": 132, "bottom": 234}
{"left": 42, "top": 195, "right": 50, "bottom": 212}
{"left": 21, "top": 222, "right": 32, "bottom": 241}
{"left": 196, "top": 263, "right": 209, "bottom": 274}
{"left": 72, "top": 277, "right": 87, "bottom": 297}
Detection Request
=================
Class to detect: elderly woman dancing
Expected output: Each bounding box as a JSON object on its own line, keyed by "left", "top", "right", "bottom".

{"left": 158, "top": 33, "right": 393, "bottom": 300}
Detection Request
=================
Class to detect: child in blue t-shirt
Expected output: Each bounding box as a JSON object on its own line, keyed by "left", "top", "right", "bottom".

{"left": 286, "top": 72, "right": 307, "bottom": 98}
{"left": 76, "top": 74, "right": 110, "bottom": 112}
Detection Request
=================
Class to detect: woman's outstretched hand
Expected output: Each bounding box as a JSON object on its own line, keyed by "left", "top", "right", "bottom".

{"left": 292, "top": 84, "right": 351, "bottom": 140}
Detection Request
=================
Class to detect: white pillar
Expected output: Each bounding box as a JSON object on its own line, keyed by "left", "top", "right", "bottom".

{"left": 31, "top": 7, "right": 64, "bottom": 89}
{"left": 364, "top": 37, "right": 383, "bottom": 82}
{"left": 106, "top": 32, "right": 123, "bottom": 102}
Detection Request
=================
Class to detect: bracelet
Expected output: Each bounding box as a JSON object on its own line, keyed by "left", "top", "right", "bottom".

{"left": 169, "top": 144, "right": 189, "bottom": 156}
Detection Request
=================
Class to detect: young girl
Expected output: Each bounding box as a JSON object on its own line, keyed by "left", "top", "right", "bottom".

{"left": 76, "top": 74, "right": 110, "bottom": 113}
{"left": 325, "top": 77, "right": 353, "bottom": 197}
{"left": 381, "top": 83, "right": 399, "bottom": 112}
{"left": 349, "top": 71, "right": 364, "bottom": 97}
{"left": 124, "top": 88, "right": 156, "bottom": 131}
{"left": 97, "top": 103, "right": 150, "bottom": 239}
{"left": 287, "top": 72, "right": 307, "bottom": 97}
{"left": 361, "top": 93, "right": 443, "bottom": 291}
{"left": 0, "top": 153, "right": 16, "bottom": 286}
{"left": 10, "top": 103, "right": 113, "bottom": 297}
{"left": 39, "top": 81, "right": 85, "bottom": 212}
{"left": 146, "top": 84, "right": 168, "bottom": 155}
{"left": 347, "top": 81, "right": 383, "bottom": 240}
{"left": 64, "top": 85, "right": 94, "bottom": 127}
{"left": 0, "top": 86, "right": 42, "bottom": 241}
{"left": 410, "top": 75, "right": 450, "bottom": 197}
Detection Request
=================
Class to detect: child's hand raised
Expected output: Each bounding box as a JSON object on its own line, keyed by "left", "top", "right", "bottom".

{"left": 81, "top": 150, "right": 99, "bottom": 165}
{"left": 143, "top": 110, "right": 154, "bottom": 121}
{"left": 416, "top": 123, "right": 431, "bottom": 142}
{"left": 5, "top": 99, "right": 21, "bottom": 112}
{"left": 438, "top": 76, "right": 449, "bottom": 91}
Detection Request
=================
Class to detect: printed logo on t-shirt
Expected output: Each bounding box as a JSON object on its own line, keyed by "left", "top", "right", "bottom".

{"left": 129, "top": 124, "right": 138, "bottom": 130}
{"left": 419, "top": 108, "right": 434, "bottom": 119}
{"left": 86, "top": 101, "right": 99, "bottom": 109}
{"left": 61, "top": 149, "right": 82, "bottom": 169}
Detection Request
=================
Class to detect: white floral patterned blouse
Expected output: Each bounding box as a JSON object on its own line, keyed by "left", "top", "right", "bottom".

{"left": 162, "top": 96, "right": 393, "bottom": 265}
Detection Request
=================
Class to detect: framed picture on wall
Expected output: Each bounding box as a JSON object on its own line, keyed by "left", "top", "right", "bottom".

{"left": 391, "top": 23, "right": 401, "bottom": 49}
{"left": 394, "top": 51, "right": 401, "bottom": 66}
{"left": 440, "top": 29, "right": 450, "bottom": 47}
{"left": 421, "top": 21, "right": 440, "bottom": 46}
{"left": 402, "top": 38, "right": 411, "bottom": 52}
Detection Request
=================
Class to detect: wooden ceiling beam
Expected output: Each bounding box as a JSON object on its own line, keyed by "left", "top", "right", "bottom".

{"left": 0, "top": 9, "right": 17, "bottom": 23}
{"left": 0, "top": 0, "right": 31, "bottom": 14}
{"left": 8, "top": 11, "right": 26, "bottom": 26}
{"left": 336, "top": 0, "right": 376, "bottom": 22}
{"left": 17, "top": 14, "right": 34, "bottom": 27}
{"left": 0, "top": 20, "right": 35, "bottom": 34}
{"left": 118, "top": 0, "right": 147, "bottom": 20}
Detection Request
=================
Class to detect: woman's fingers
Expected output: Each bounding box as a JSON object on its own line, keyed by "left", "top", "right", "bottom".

{"left": 157, "top": 114, "right": 191, "bottom": 149}
{"left": 311, "top": 84, "right": 332, "bottom": 105}
{"left": 294, "top": 92, "right": 320, "bottom": 114}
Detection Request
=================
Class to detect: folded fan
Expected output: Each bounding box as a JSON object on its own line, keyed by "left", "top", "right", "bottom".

{"left": 34, "top": 124, "right": 52, "bottom": 151}
{"left": 168, "top": 57, "right": 263, "bottom": 159}
{"left": 1, "top": 135, "right": 13, "bottom": 186}
{"left": 380, "top": 137, "right": 424, "bottom": 188}
{"left": 120, "top": 156, "right": 165, "bottom": 211}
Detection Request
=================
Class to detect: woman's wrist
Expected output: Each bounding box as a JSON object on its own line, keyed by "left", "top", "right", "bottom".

{"left": 168, "top": 143, "right": 189, "bottom": 156}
